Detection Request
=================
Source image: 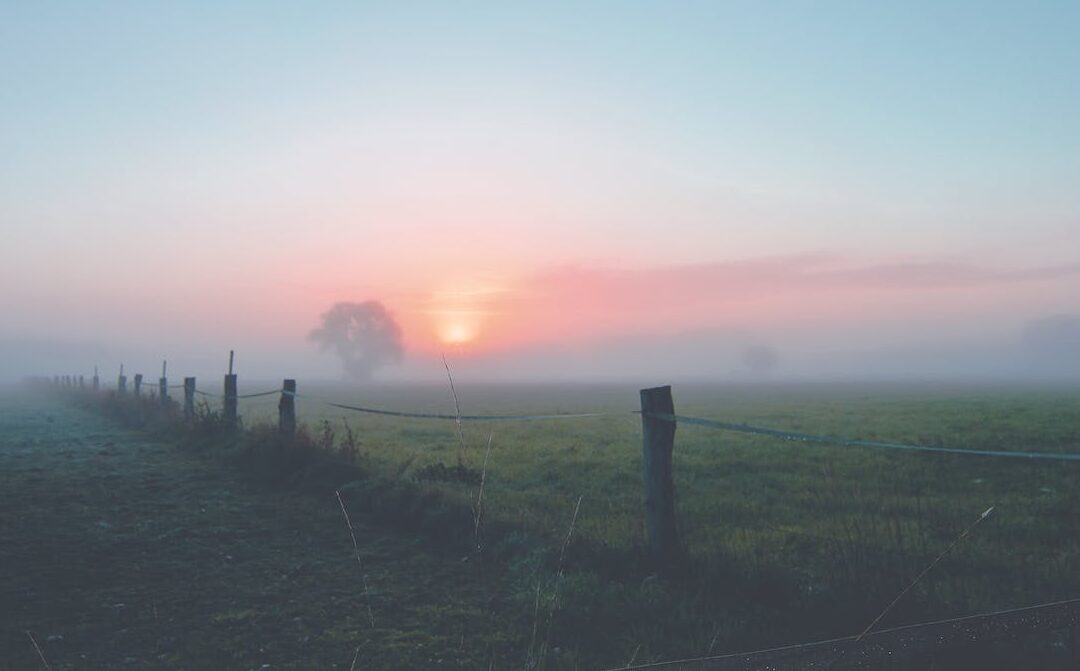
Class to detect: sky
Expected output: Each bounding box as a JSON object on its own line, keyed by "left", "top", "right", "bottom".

{"left": 2, "top": 1, "right": 1079, "bottom": 382}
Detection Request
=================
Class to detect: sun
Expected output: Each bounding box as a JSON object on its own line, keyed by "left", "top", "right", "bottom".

{"left": 438, "top": 320, "right": 478, "bottom": 346}
{"left": 426, "top": 279, "right": 506, "bottom": 349}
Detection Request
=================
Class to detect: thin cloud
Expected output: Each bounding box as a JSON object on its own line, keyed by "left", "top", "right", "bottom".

{"left": 526, "top": 256, "right": 1080, "bottom": 300}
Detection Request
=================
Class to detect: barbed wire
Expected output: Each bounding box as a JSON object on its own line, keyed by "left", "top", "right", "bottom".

{"left": 642, "top": 411, "right": 1080, "bottom": 463}
{"left": 283, "top": 390, "right": 628, "bottom": 422}
{"left": 58, "top": 379, "right": 1080, "bottom": 463}
{"left": 193, "top": 388, "right": 281, "bottom": 400}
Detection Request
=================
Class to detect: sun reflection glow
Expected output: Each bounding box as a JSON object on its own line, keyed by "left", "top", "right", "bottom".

{"left": 439, "top": 320, "right": 477, "bottom": 345}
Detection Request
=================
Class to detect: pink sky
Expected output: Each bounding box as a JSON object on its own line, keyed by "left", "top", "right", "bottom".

{"left": 3, "top": 3, "right": 1079, "bottom": 381}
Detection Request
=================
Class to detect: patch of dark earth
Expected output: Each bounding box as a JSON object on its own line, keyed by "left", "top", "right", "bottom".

{"left": 0, "top": 391, "right": 522, "bottom": 670}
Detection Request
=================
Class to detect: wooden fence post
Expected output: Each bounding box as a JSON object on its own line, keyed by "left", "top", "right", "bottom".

{"left": 184, "top": 377, "right": 196, "bottom": 420}
{"left": 640, "top": 385, "right": 679, "bottom": 566}
{"left": 133, "top": 373, "right": 143, "bottom": 397}
{"left": 224, "top": 351, "right": 237, "bottom": 429}
{"left": 279, "top": 379, "right": 296, "bottom": 436}
{"left": 79, "top": 375, "right": 85, "bottom": 389}
{"left": 118, "top": 365, "right": 127, "bottom": 395}
{"left": 159, "top": 360, "right": 168, "bottom": 404}
{"left": 93, "top": 366, "right": 99, "bottom": 392}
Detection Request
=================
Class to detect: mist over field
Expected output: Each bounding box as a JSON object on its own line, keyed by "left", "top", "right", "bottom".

{"left": 4, "top": 311, "right": 1079, "bottom": 384}
{"left": 3, "top": 3, "right": 1080, "bottom": 669}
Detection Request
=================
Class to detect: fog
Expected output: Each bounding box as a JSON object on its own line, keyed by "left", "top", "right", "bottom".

{"left": 5, "top": 311, "right": 1079, "bottom": 387}
{"left": 3, "top": 3, "right": 1078, "bottom": 390}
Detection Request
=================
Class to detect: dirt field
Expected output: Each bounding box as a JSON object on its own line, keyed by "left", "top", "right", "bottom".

{"left": 0, "top": 390, "right": 523, "bottom": 670}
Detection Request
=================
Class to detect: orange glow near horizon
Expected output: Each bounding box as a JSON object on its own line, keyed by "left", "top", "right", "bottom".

{"left": 399, "top": 281, "right": 512, "bottom": 354}
{"left": 273, "top": 254, "right": 1080, "bottom": 369}
{"left": 437, "top": 316, "right": 479, "bottom": 345}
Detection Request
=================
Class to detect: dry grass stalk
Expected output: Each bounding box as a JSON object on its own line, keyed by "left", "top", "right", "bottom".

{"left": 335, "top": 489, "right": 376, "bottom": 628}
{"left": 539, "top": 494, "right": 584, "bottom": 666}
{"left": 857, "top": 505, "right": 995, "bottom": 641}
{"left": 441, "top": 354, "right": 467, "bottom": 464}
{"left": 528, "top": 576, "right": 543, "bottom": 663}
{"left": 472, "top": 431, "right": 494, "bottom": 552}
{"left": 25, "top": 631, "right": 52, "bottom": 671}
{"left": 706, "top": 622, "right": 721, "bottom": 655}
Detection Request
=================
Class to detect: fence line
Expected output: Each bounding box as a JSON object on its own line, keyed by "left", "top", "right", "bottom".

{"left": 643, "top": 411, "right": 1080, "bottom": 463}
{"left": 284, "top": 389, "right": 629, "bottom": 422}
{"left": 46, "top": 369, "right": 1080, "bottom": 564}
{"left": 618, "top": 596, "right": 1080, "bottom": 670}
{"left": 193, "top": 388, "right": 282, "bottom": 400}
{"left": 49, "top": 372, "right": 1080, "bottom": 463}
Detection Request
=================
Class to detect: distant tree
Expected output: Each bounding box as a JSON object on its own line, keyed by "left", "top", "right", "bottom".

{"left": 742, "top": 343, "right": 779, "bottom": 374}
{"left": 1021, "top": 314, "right": 1080, "bottom": 362}
{"left": 309, "top": 301, "right": 404, "bottom": 381}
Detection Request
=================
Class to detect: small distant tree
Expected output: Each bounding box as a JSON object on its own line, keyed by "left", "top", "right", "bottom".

{"left": 309, "top": 301, "right": 404, "bottom": 381}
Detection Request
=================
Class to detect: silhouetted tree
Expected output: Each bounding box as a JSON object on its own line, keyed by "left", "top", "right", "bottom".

{"left": 309, "top": 301, "right": 404, "bottom": 381}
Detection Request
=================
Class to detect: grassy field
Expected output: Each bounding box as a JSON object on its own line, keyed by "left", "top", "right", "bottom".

{"left": 228, "top": 379, "right": 1080, "bottom": 665}
{"left": 14, "top": 380, "right": 1080, "bottom": 668}
{"left": 0, "top": 391, "right": 530, "bottom": 670}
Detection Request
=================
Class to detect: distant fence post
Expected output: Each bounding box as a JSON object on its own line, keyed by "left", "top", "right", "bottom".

{"left": 79, "top": 375, "right": 85, "bottom": 389}
{"left": 184, "top": 377, "right": 196, "bottom": 420}
{"left": 92, "top": 366, "right": 99, "bottom": 392}
{"left": 224, "top": 350, "right": 238, "bottom": 429}
{"left": 133, "top": 373, "right": 143, "bottom": 397}
{"left": 279, "top": 379, "right": 296, "bottom": 436}
{"left": 159, "top": 360, "right": 168, "bottom": 404}
{"left": 640, "top": 385, "right": 680, "bottom": 566}
{"left": 118, "top": 365, "right": 127, "bottom": 395}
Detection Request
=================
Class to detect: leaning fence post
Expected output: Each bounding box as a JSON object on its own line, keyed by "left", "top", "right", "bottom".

{"left": 134, "top": 373, "right": 143, "bottom": 397}
{"left": 184, "top": 377, "right": 196, "bottom": 420}
{"left": 224, "top": 350, "right": 238, "bottom": 429}
{"left": 159, "top": 360, "right": 168, "bottom": 404}
{"left": 640, "top": 385, "right": 679, "bottom": 566}
{"left": 279, "top": 379, "right": 296, "bottom": 436}
{"left": 118, "top": 365, "right": 127, "bottom": 395}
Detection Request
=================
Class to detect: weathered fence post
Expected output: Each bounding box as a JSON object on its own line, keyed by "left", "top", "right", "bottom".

{"left": 184, "top": 377, "right": 196, "bottom": 420}
{"left": 93, "top": 366, "right": 100, "bottom": 392}
{"left": 640, "top": 385, "right": 679, "bottom": 566}
{"left": 79, "top": 375, "right": 85, "bottom": 389}
{"left": 279, "top": 379, "right": 296, "bottom": 436}
{"left": 159, "top": 360, "right": 168, "bottom": 404}
{"left": 224, "top": 350, "right": 238, "bottom": 429}
{"left": 133, "top": 373, "right": 143, "bottom": 397}
{"left": 118, "top": 365, "right": 127, "bottom": 395}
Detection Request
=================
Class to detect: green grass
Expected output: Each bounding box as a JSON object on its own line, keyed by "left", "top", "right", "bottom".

{"left": 229, "top": 381, "right": 1080, "bottom": 665}
{"left": 48, "top": 380, "right": 1080, "bottom": 668}
{"left": 0, "top": 390, "right": 527, "bottom": 670}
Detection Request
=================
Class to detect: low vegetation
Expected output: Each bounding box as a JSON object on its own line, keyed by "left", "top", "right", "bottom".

{"left": 50, "top": 381, "right": 1080, "bottom": 667}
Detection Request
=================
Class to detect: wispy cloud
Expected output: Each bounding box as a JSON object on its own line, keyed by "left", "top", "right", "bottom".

{"left": 457, "top": 254, "right": 1080, "bottom": 351}
{"left": 524, "top": 255, "right": 1080, "bottom": 302}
